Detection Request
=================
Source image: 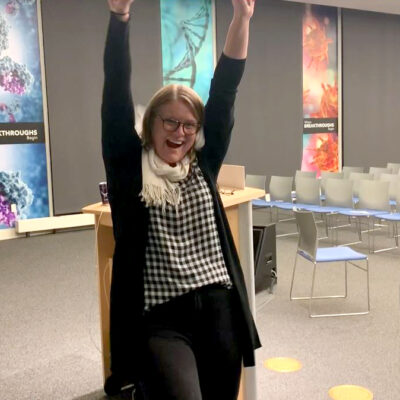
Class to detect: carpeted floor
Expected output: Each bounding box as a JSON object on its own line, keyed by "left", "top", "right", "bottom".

{"left": 0, "top": 216, "right": 399, "bottom": 399}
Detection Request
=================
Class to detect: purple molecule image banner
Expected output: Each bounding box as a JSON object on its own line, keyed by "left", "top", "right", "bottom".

{"left": 0, "top": 0, "right": 51, "bottom": 230}
{"left": 0, "top": 143, "right": 49, "bottom": 229}
{"left": 0, "top": 0, "right": 43, "bottom": 123}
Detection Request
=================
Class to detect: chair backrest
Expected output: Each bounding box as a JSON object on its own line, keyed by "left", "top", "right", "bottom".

{"left": 325, "top": 179, "right": 354, "bottom": 208}
{"left": 321, "top": 171, "right": 344, "bottom": 180}
{"left": 295, "top": 177, "right": 321, "bottom": 205}
{"left": 342, "top": 166, "right": 364, "bottom": 179}
{"left": 320, "top": 171, "right": 344, "bottom": 194}
{"left": 349, "top": 172, "right": 374, "bottom": 197}
{"left": 369, "top": 166, "right": 392, "bottom": 179}
{"left": 245, "top": 174, "right": 266, "bottom": 191}
{"left": 295, "top": 170, "right": 317, "bottom": 187}
{"left": 379, "top": 173, "right": 400, "bottom": 201}
{"left": 294, "top": 209, "right": 317, "bottom": 261}
{"left": 269, "top": 176, "right": 293, "bottom": 202}
{"left": 387, "top": 163, "right": 400, "bottom": 174}
{"left": 358, "top": 180, "right": 390, "bottom": 211}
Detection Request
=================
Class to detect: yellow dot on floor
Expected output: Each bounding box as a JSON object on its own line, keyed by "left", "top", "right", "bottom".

{"left": 329, "top": 385, "right": 373, "bottom": 400}
{"left": 263, "top": 357, "right": 302, "bottom": 373}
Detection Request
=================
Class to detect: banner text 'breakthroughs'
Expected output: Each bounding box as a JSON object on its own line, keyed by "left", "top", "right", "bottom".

{"left": 0, "top": 123, "right": 45, "bottom": 144}
{"left": 303, "top": 118, "right": 337, "bottom": 134}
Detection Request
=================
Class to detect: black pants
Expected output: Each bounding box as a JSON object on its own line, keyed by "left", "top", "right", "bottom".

{"left": 140, "top": 285, "right": 243, "bottom": 400}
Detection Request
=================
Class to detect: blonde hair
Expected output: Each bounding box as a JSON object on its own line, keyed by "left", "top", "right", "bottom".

{"left": 141, "top": 84, "right": 205, "bottom": 155}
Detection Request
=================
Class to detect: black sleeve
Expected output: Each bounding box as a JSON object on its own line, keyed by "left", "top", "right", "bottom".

{"left": 201, "top": 53, "right": 246, "bottom": 178}
{"left": 101, "top": 14, "right": 142, "bottom": 172}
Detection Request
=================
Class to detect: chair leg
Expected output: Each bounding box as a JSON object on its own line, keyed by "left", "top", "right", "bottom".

{"left": 371, "top": 218, "right": 375, "bottom": 253}
{"left": 344, "top": 261, "right": 348, "bottom": 299}
{"left": 308, "top": 262, "right": 317, "bottom": 317}
{"left": 291, "top": 258, "right": 347, "bottom": 302}
{"left": 316, "top": 213, "right": 329, "bottom": 240}
{"left": 290, "top": 257, "right": 370, "bottom": 317}
{"left": 310, "top": 259, "right": 370, "bottom": 318}
{"left": 289, "top": 254, "right": 298, "bottom": 300}
{"left": 322, "top": 214, "right": 329, "bottom": 239}
{"left": 366, "top": 258, "right": 370, "bottom": 313}
{"left": 372, "top": 220, "right": 399, "bottom": 253}
{"left": 334, "top": 214, "right": 339, "bottom": 246}
{"left": 324, "top": 214, "right": 329, "bottom": 238}
{"left": 337, "top": 216, "right": 363, "bottom": 247}
{"left": 276, "top": 209, "right": 298, "bottom": 238}
{"left": 357, "top": 217, "right": 362, "bottom": 242}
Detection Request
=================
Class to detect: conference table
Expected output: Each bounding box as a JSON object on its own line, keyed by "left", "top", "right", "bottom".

{"left": 82, "top": 186, "right": 264, "bottom": 400}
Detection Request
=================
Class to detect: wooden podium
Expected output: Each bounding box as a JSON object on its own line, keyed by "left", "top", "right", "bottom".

{"left": 82, "top": 187, "right": 264, "bottom": 400}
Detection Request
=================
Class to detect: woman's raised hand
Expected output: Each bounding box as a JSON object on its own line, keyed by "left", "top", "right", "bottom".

{"left": 223, "top": 0, "right": 255, "bottom": 58}
{"left": 232, "top": 0, "right": 255, "bottom": 20}
{"left": 108, "top": 0, "right": 134, "bottom": 14}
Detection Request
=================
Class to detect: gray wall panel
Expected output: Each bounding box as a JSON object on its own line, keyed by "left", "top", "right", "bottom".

{"left": 41, "top": 0, "right": 161, "bottom": 215}
{"left": 42, "top": 1, "right": 400, "bottom": 214}
{"left": 216, "top": 0, "right": 304, "bottom": 185}
{"left": 342, "top": 9, "right": 400, "bottom": 168}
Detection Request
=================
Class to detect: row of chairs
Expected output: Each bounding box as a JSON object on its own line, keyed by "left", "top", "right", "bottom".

{"left": 247, "top": 172, "right": 400, "bottom": 253}
{"left": 295, "top": 163, "right": 400, "bottom": 178}
{"left": 343, "top": 163, "right": 400, "bottom": 177}
{"left": 248, "top": 167, "right": 400, "bottom": 197}
{"left": 304, "top": 169, "right": 400, "bottom": 200}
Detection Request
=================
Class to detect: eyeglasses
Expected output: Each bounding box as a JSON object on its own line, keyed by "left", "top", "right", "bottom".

{"left": 157, "top": 115, "right": 201, "bottom": 135}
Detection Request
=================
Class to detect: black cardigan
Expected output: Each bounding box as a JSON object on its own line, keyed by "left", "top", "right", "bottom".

{"left": 102, "top": 15, "right": 261, "bottom": 382}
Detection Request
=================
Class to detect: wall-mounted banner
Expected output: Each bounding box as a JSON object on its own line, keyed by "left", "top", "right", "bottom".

{"left": 0, "top": 0, "right": 50, "bottom": 230}
{"left": 301, "top": 5, "right": 339, "bottom": 174}
{"left": 160, "top": 0, "right": 215, "bottom": 103}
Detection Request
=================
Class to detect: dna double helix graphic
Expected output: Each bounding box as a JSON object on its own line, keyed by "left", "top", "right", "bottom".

{"left": 163, "top": 0, "right": 210, "bottom": 89}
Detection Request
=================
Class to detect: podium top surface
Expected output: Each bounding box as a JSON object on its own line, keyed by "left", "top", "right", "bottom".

{"left": 82, "top": 187, "right": 265, "bottom": 215}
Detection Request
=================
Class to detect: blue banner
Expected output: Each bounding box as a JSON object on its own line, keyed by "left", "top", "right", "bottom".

{"left": 0, "top": 0, "right": 50, "bottom": 229}
{"left": 160, "top": 0, "right": 215, "bottom": 103}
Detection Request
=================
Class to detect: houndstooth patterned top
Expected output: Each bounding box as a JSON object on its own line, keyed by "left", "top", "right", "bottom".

{"left": 143, "top": 160, "right": 232, "bottom": 311}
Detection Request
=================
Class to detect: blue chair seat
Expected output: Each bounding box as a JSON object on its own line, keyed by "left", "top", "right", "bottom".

{"left": 294, "top": 203, "right": 318, "bottom": 212}
{"left": 390, "top": 199, "right": 396, "bottom": 206}
{"left": 338, "top": 209, "right": 387, "bottom": 217}
{"left": 379, "top": 212, "right": 400, "bottom": 221}
{"left": 296, "top": 204, "right": 340, "bottom": 214}
{"left": 252, "top": 199, "right": 295, "bottom": 211}
{"left": 274, "top": 201, "right": 295, "bottom": 210}
{"left": 299, "top": 247, "right": 367, "bottom": 263}
{"left": 252, "top": 199, "right": 272, "bottom": 208}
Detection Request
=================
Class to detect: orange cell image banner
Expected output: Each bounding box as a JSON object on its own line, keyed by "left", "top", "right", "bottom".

{"left": 302, "top": 5, "right": 339, "bottom": 175}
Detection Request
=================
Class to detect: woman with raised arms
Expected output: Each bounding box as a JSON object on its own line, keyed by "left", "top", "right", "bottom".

{"left": 102, "top": 0, "right": 259, "bottom": 398}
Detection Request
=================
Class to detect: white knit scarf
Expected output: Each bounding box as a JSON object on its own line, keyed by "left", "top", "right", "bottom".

{"left": 140, "top": 148, "right": 190, "bottom": 212}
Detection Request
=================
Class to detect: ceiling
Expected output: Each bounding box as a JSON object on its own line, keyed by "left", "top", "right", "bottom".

{"left": 282, "top": 0, "right": 400, "bottom": 15}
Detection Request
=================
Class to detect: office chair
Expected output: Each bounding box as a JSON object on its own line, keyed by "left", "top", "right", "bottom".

{"left": 290, "top": 209, "right": 370, "bottom": 318}
{"left": 374, "top": 182, "right": 400, "bottom": 253}
{"left": 342, "top": 166, "right": 364, "bottom": 179}
{"left": 369, "top": 166, "right": 391, "bottom": 180}
{"left": 387, "top": 162, "right": 400, "bottom": 174}
{"left": 245, "top": 174, "right": 266, "bottom": 191}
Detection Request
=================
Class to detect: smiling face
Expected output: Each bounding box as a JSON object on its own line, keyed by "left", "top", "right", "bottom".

{"left": 152, "top": 100, "right": 198, "bottom": 166}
